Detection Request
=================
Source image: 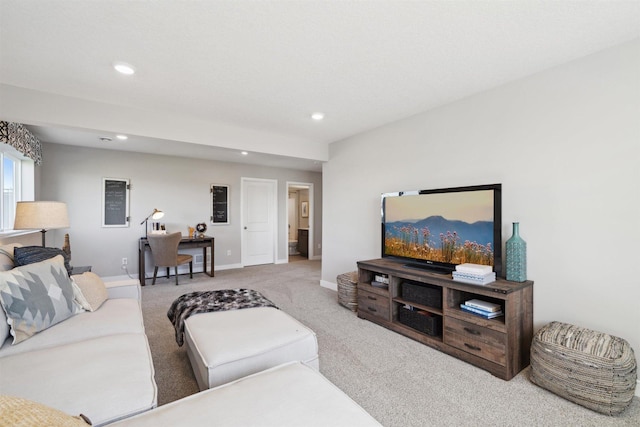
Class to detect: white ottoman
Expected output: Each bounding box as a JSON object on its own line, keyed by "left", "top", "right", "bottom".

{"left": 184, "top": 306, "right": 319, "bottom": 390}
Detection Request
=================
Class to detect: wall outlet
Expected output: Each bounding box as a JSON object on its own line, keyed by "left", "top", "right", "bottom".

{"left": 226, "top": 250, "right": 231, "bottom": 256}
{"left": 122, "top": 257, "right": 128, "bottom": 265}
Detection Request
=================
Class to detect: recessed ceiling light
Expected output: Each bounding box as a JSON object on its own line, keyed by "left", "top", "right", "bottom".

{"left": 116, "top": 134, "right": 128, "bottom": 140}
{"left": 113, "top": 62, "right": 136, "bottom": 75}
{"left": 241, "top": 151, "right": 249, "bottom": 156}
{"left": 311, "top": 112, "right": 325, "bottom": 121}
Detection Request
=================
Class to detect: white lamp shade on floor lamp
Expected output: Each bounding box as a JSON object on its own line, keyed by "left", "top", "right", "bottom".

{"left": 14, "top": 201, "right": 70, "bottom": 246}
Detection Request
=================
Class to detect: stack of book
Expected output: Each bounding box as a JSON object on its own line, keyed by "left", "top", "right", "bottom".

{"left": 371, "top": 274, "right": 389, "bottom": 289}
{"left": 452, "top": 263, "right": 496, "bottom": 285}
{"left": 460, "top": 298, "right": 503, "bottom": 319}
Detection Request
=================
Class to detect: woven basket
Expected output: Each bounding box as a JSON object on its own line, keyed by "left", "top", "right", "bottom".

{"left": 398, "top": 306, "right": 442, "bottom": 336}
{"left": 401, "top": 282, "right": 442, "bottom": 309}
{"left": 337, "top": 271, "right": 358, "bottom": 312}
{"left": 530, "top": 321, "right": 637, "bottom": 415}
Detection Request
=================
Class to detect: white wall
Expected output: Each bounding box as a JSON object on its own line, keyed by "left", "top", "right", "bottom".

{"left": 322, "top": 39, "right": 640, "bottom": 354}
{"left": 32, "top": 143, "right": 321, "bottom": 277}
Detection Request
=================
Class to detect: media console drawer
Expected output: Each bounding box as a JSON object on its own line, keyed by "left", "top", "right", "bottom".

{"left": 444, "top": 317, "right": 506, "bottom": 365}
{"left": 358, "top": 289, "right": 390, "bottom": 321}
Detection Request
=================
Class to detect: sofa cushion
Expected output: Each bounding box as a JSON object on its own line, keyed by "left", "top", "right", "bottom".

{"left": 71, "top": 272, "right": 108, "bottom": 311}
{"left": 109, "top": 361, "right": 381, "bottom": 427}
{"left": 0, "top": 394, "right": 90, "bottom": 426}
{"left": 0, "top": 255, "right": 83, "bottom": 345}
{"left": 14, "top": 246, "right": 72, "bottom": 277}
{"left": 104, "top": 279, "right": 141, "bottom": 301}
{"left": 0, "top": 333, "right": 158, "bottom": 426}
{"left": 0, "top": 298, "right": 145, "bottom": 357}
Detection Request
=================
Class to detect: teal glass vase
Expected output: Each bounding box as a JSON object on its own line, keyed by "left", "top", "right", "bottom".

{"left": 506, "top": 222, "right": 527, "bottom": 282}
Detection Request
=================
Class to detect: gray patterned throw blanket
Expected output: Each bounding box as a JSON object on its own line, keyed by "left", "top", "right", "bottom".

{"left": 167, "top": 288, "right": 278, "bottom": 346}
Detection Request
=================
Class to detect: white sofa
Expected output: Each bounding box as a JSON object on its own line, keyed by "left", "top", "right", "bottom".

{"left": 0, "top": 278, "right": 158, "bottom": 426}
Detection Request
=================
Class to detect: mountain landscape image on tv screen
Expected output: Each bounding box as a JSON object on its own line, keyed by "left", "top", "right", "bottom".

{"left": 384, "top": 190, "right": 495, "bottom": 267}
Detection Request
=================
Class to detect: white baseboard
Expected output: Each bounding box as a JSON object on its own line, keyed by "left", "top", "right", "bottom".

{"left": 277, "top": 255, "right": 321, "bottom": 263}
{"left": 320, "top": 279, "right": 337, "bottom": 291}
{"left": 214, "top": 263, "right": 243, "bottom": 271}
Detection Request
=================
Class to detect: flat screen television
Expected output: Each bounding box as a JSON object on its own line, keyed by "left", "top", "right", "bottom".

{"left": 381, "top": 183, "right": 502, "bottom": 277}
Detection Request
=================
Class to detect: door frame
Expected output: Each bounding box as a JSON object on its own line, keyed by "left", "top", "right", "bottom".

{"left": 285, "top": 181, "right": 314, "bottom": 262}
{"left": 240, "top": 177, "right": 278, "bottom": 267}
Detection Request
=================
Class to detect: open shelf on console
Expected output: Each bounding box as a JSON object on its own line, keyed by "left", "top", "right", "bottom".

{"left": 393, "top": 297, "right": 443, "bottom": 316}
{"left": 445, "top": 288, "right": 506, "bottom": 330}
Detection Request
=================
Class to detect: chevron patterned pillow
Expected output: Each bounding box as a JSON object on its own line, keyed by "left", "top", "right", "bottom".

{"left": 0, "top": 255, "right": 84, "bottom": 345}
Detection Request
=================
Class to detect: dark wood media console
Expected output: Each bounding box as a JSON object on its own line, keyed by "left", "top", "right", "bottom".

{"left": 357, "top": 258, "right": 533, "bottom": 380}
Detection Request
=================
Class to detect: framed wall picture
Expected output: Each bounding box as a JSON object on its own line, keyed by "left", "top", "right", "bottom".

{"left": 301, "top": 201, "right": 309, "bottom": 218}
{"left": 102, "top": 178, "right": 130, "bottom": 227}
{"left": 210, "top": 184, "right": 230, "bottom": 225}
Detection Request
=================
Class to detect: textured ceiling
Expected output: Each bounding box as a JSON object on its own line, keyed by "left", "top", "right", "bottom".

{"left": 1, "top": 1, "right": 639, "bottom": 171}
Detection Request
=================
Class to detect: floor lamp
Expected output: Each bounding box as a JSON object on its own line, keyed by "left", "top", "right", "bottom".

{"left": 14, "top": 201, "right": 70, "bottom": 247}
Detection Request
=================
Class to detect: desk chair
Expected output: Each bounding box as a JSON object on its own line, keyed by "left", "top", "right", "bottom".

{"left": 147, "top": 232, "right": 193, "bottom": 285}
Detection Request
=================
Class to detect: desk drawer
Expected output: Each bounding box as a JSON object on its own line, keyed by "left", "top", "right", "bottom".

{"left": 444, "top": 317, "right": 506, "bottom": 365}
{"left": 358, "top": 289, "right": 390, "bottom": 321}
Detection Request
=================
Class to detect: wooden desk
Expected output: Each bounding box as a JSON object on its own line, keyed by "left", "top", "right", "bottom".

{"left": 138, "top": 236, "right": 214, "bottom": 285}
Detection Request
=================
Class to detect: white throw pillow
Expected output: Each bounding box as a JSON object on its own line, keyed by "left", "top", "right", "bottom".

{"left": 71, "top": 272, "right": 108, "bottom": 312}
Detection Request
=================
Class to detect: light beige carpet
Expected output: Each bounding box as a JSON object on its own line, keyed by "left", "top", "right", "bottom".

{"left": 140, "top": 259, "right": 639, "bottom": 426}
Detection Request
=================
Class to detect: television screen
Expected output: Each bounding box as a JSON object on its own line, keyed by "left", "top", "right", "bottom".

{"left": 381, "top": 184, "right": 502, "bottom": 276}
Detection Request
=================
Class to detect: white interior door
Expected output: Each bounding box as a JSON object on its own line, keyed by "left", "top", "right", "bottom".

{"left": 242, "top": 178, "right": 277, "bottom": 266}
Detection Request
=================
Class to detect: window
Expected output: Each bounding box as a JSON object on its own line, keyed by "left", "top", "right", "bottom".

{"left": 0, "top": 147, "right": 34, "bottom": 232}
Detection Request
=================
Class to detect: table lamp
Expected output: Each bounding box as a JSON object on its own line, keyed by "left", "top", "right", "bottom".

{"left": 141, "top": 208, "right": 164, "bottom": 238}
{"left": 14, "top": 201, "right": 70, "bottom": 247}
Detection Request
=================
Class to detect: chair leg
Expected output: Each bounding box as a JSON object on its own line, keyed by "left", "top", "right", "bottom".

{"left": 166, "top": 267, "right": 170, "bottom": 279}
{"left": 189, "top": 261, "right": 193, "bottom": 279}
{"left": 175, "top": 266, "right": 179, "bottom": 286}
{"left": 152, "top": 267, "right": 158, "bottom": 286}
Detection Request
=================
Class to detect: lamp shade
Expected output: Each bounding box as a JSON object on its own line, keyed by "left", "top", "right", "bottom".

{"left": 14, "top": 201, "right": 70, "bottom": 230}
{"left": 151, "top": 209, "right": 164, "bottom": 220}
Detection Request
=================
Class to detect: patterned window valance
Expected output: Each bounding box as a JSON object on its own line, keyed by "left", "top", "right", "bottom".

{"left": 0, "top": 121, "right": 43, "bottom": 165}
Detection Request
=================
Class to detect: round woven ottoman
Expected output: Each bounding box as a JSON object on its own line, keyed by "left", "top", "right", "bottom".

{"left": 530, "top": 321, "right": 637, "bottom": 415}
